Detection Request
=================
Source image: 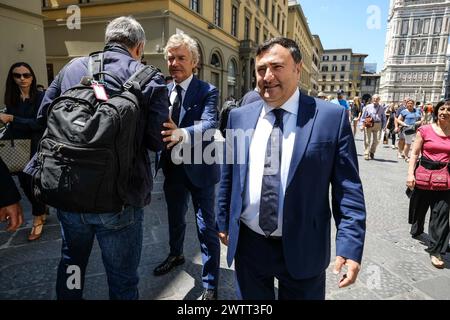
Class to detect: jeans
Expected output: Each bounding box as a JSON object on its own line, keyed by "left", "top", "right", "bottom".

{"left": 55, "top": 206, "right": 144, "bottom": 300}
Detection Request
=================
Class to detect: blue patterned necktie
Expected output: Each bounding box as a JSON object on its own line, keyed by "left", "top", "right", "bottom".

{"left": 259, "top": 108, "right": 285, "bottom": 237}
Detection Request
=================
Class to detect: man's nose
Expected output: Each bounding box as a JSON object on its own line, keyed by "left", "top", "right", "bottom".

{"left": 264, "top": 68, "right": 274, "bottom": 81}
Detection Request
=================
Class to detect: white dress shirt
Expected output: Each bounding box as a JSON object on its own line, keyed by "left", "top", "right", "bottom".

{"left": 241, "top": 90, "right": 299, "bottom": 237}
{"left": 169, "top": 74, "right": 193, "bottom": 143}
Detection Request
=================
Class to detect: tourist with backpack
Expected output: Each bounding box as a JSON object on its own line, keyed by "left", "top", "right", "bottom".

{"left": 25, "top": 16, "right": 169, "bottom": 300}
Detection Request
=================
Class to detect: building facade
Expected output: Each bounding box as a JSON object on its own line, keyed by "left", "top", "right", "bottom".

{"left": 444, "top": 43, "right": 450, "bottom": 100}
{"left": 318, "top": 49, "right": 367, "bottom": 99}
{"left": 361, "top": 73, "right": 381, "bottom": 102}
{"left": 287, "top": 0, "right": 314, "bottom": 95}
{"left": 380, "top": 0, "right": 450, "bottom": 105}
{"left": 311, "top": 35, "right": 324, "bottom": 96}
{"left": 0, "top": 0, "right": 47, "bottom": 105}
{"left": 41, "top": 0, "right": 290, "bottom": 104}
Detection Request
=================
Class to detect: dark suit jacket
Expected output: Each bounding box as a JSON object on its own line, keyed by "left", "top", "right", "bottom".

{"left": 161, "top": 76, "right": 220, "bottom": 188}
{"left": 217, "top": 91, "right": 366, "bottom": 280}
{"left": 0, "top": 158, "right": 21, "bottom": 207}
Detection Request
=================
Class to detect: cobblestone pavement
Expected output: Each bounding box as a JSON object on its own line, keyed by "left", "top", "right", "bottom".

{"left": 1, "top": 135, "right": 449, "bottom": 300}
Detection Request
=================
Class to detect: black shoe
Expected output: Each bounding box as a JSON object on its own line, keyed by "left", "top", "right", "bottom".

{"left": 201, "top": 289, "right": 217, "bottom": 300}
{"left": 153, "top": 255, "right": 185, "bottom": 276}
{"left": 369, "top": 152, "right": 375, "bottom": 159}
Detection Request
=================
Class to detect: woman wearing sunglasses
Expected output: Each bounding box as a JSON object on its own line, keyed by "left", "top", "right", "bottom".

{"left": 1, "top": 62, "right": 47, "bottom": 241}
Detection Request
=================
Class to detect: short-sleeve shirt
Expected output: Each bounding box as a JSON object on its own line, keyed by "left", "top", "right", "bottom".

{"left": 400, "top": 108, "right": 421, "bottom": 126}
{"left": 418, "top": 125, "right": 450, "bottom": 163}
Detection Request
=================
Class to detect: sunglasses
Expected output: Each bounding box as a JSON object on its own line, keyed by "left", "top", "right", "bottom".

{"left": 12, "top": 73, "right": 32, "bottom": 79}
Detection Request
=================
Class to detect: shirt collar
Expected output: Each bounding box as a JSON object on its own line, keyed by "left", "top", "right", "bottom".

{"left": 262, "top": 89, "right": 299, "bottom": 117}
{"left": 173, "top": 74, "right": 193, "bottom": 93}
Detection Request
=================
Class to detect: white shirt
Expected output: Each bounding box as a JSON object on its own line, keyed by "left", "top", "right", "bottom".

{"left": 169, "top": 74, "right": 193, "bottom": 143}
{"left": 241, "top": 90, "right": 299, "bottom": 237}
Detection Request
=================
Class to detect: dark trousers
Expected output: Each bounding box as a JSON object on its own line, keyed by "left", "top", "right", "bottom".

{"left": 17, "top": 172, "right": 46, "bottom": 216}
{"left": 163, "top": 164, "right": 220, "bottom": 290}
{"left": 409, "top": 189, "right": 450, "bottom": 254}
{"left": 235, "top": 223, "right": 325, "bottom": 300}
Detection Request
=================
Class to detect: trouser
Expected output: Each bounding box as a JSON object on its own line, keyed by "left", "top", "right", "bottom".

{"left": 55, "top": 206, "right": 143, "bottom": 300}
{"left": 17, "top": 172, "right": 46, "bottom": 216}
{"left": 364, "top": 122, "right": 382, "bottom": 156}
{"left": 409, "top": 189, "right": 450, "bottom": 255}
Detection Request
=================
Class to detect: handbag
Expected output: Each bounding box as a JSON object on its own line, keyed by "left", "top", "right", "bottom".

{"left": 403, "top": 125, "right": 416, "bottom": 135}
{"left": 0, "top": 124, "right": 31, "bottom": 174}
{"left": 363, "top": 115, "right": 374, "bottom": 128}
{"left": 414, "top": 159, "right": 450, "bottom": 191}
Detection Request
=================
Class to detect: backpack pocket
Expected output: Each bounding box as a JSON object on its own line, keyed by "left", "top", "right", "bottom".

{"left": 36, "top": 139, "right": 121, "bottom": 212}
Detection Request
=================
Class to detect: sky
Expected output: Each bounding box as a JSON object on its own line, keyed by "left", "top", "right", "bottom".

{"left": 299, "top": 0, "right": 390, "bottom": 72}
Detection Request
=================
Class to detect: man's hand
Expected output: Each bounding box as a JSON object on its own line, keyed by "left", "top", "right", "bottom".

{"left": 162, "top": 118, "right": 184, "bottom": 149}
{"left": 333, "top": 256, "right": 361, "bottom": 288}
{"left": 218, "top": 232, "right": 229, "bottom": 246}
{"left": 0, "top": 202, "right": 24, "bottom": 232}
{"left": 0, "top": 113, "right": 13, "bottom": 124}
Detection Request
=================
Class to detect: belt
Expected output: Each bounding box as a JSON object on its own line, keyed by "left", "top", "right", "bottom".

{"left": 241, "top": 223, "right": 282, "bottom": 241}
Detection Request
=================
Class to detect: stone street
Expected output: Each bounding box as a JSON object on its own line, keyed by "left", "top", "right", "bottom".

{"left": 1, "top": 135, "right": 449, "bottom": 300}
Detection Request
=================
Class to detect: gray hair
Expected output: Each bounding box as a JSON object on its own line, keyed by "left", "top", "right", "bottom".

{"left": 105, "top": 16, "right": 146, "bottom": 48}
{"left": 164, "top": 33, "right": 199, "bottom": 66}
{"left": 372, "top": 94, "right": 381, "bottom": 100}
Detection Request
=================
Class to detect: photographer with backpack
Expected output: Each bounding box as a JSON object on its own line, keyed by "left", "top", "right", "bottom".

{"left": 25, "top": 16, "right": 169, "bottom": 300}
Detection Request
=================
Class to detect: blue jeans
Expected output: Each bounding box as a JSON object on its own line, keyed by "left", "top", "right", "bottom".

{"left": 55, "top": 206, "right": 143, "bottom": 300}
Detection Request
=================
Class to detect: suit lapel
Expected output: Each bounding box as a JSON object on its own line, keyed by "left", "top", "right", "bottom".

{"left": 181, "top": 76, "right": 199, "bottom": 113}
{"left": 287, "top": 92, "right": 318, "bottom": 187}
{"left": 238, "top": 102, "right": 263, "bottom": 192}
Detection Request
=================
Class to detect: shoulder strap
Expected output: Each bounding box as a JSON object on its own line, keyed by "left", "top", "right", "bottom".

{"left": 123, "top": 65, "right": 160, "bottom": 91}
{"left": 88, "top": 51, "right": 104, "bottom": 81}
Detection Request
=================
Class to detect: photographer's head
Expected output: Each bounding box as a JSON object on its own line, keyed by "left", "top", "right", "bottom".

{"left": 105, "top": 16, "right": 146, "bottom": 61}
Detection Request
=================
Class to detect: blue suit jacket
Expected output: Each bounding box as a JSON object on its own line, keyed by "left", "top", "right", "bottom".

{"left": 217, "top": 91, "right": 366, "bottom": 280}
{"left": 161, "top": 76, "right": 220, "bottom": 187}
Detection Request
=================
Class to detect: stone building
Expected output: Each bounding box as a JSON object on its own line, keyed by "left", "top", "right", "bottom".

{"left": 0, "top": 0, "right": 47, "bottom": 105}
{"left": 380, "top": 0, "right": 450, "bottom": 105}
{"left": 41, "top": 0, "right": 292, "bottom": 103}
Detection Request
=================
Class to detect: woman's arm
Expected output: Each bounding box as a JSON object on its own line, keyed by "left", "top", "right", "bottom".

{"left": 406, "top": 131, "right": 423, "bottom": 189}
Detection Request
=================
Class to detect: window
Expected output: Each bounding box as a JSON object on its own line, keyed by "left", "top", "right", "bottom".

{"left": 190, "top": 0, "right": 200, "bottom": 13}
{"left": 244, "top": 15, "right": 250, "bottom": 40}
{"left": 264, "top": 0, "right": 268, "bottom": 14}
{"left": 401, "top": 20, "right": 409, "bottom": 35}
{"left": 340, "top": 75, "right": 345, "bottom": 81}
{"left": 332, "top": 65, "right": 337, "bottom": 72}
{"left": 281, "top": 20, "right": 285, "bottom": 36}
{"left": 423, "top": 19, "right": 430, "bottom": 34}
{"left": 255, "top": 21, "right": 260, "bottom": 44}
{"left": 342, "top": 55, "right": 347, "bottom": 61}
{"left": 255, "top": 0, "right": 260, "bottom": 7}
{"left": 227, "top": 59, "right": 237, "bottom": 99}
{"left": 277, "top": 11, "right": 280, "bottom": 30}
{"left": 263, "top": 29, "right": 268, "bottom": 42}
{"left": 412, "top": 19, "right": 420, "bottom": 35}
{"left": 231, "top": 5, "right": 238, "bottom": 37}
{"left": 322, "top": 55, "right": 329, "bottom": 61}
{"left": 333, "top": 55, "right": 337, "bottom": 61}
{"left": 341, "top": 65, "right": 345, "bottom": 72}
{"left": 434, "top": 17, "right": 442, "bottom": 34}
{"left": 331, "top": 75, "right": 335, "bottom": 81}
{"left": 321, "top": 66, "right": 329, "bottom": 72}
{"left": 214, "top": 0, "right": 222, "bottom": 27}
{"left": 322, "top": 75, "right": 326, "bottom": 81}
{"left": 330, "top": 85, "right": 335, "bottom": 91}
{"left": 365, "top": 78, "right": 372, "bottom": 86}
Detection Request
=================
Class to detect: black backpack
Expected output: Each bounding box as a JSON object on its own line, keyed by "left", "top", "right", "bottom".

{"left": 33, "top": 52, "right": 160, "bottom": 213}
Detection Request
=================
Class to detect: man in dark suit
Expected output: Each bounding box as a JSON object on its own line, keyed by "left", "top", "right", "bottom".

{"left": 0, "top": 158, "right": 23, "bottom": 231}
{"left": 155, "top": 33, "right": 221, "bottom": 300}
{"left": 217, "top": 38, "right": 366, "bottom": 300}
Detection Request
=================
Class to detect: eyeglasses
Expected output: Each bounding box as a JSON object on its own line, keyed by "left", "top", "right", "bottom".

{"left": 12, "top": 73, "right": 32, "bottom": 79}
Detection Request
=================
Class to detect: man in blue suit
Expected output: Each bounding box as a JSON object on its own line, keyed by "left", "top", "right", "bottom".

{"left": 217, "top": 38, "right": 366, "bottom": 300}
{"left": 155, "top": 33, "right": 221, "bottom": 300}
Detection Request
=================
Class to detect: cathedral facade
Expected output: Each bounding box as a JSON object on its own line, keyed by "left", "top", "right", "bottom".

{"left": 380, "top": 0, "right": 450, "bottom": 105}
